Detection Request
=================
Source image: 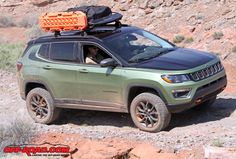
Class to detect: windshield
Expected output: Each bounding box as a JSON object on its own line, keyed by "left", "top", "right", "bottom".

{"left": 103, "top": 29, "right": 175, "bottom": 63}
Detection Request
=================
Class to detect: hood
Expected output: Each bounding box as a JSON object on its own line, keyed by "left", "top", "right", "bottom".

{"left": 135, "top": 48, "right": 216, "bottom": 70}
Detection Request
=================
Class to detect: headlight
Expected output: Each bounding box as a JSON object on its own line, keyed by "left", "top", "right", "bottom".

{"left": 161, "top": 74, "right": 190, "bottom": 83}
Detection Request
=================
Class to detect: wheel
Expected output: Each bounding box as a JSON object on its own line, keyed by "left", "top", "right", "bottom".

{"left": 26, "top": 88, "right": 61, "bottom": 124}
{"left": 194, "top": 96, "right": 217, "bottom": 110}
{"left": 130, "top": 93, "right": 171, "bottom": 133}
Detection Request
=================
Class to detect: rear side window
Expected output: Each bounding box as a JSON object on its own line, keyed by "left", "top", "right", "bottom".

{"left": 38, "top": 44, "right": 49, "bottom": 59}
{"left": 50, "top": 42, "right": 76, "bottom": 62}
{"left": 22, "top": 44, "right": 40, "bottom": 58}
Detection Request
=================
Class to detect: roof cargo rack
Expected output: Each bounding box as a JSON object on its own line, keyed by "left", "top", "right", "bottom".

{"left": 39, "top": 6, "right": 123, "bottom": 37}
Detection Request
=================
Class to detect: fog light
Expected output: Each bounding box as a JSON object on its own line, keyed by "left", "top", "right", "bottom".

{"left": 172, "top": 89, "right": 191, "bottom": 98}
{"left": 195, "top": 98, "right": 202, "bottom": 104}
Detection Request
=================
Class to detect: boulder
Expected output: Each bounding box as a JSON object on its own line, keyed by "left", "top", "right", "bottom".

{"left": 31, "top": 0, "right": 54, "bottom": 7}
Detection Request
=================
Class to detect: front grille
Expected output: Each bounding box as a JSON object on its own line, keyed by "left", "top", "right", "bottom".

{"left": 197, "top": 76, "right": 226, "bottom": 91}
{"left": 189, "top": 61, "right": 223, "bottom": 81}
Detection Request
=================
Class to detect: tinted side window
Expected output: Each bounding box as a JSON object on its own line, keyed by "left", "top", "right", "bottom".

{"left": 83, "top": 44, "right": 111, "bottom": 65}
{"left": 50, "top": 42, "right": 76, "bottom": 62}
{"left": 23, "top": 44, "right": 40, "bottom": 58}
{"left": 38, "top": 44, "right": 49, "bottom": 59}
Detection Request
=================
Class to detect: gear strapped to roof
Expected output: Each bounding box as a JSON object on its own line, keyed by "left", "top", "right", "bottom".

{"left": 39, "top": 6, "right": 123, "bottom": 35}
{"left": 39, "top": 11, "right": 88, "bottom": 32}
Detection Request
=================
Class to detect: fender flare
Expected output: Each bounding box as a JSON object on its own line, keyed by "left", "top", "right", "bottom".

{"left": 125, "top": 83, "right": 168, "bottom": 111}
{"left": 23, "top": 80, "right": 54, "bottom": 99}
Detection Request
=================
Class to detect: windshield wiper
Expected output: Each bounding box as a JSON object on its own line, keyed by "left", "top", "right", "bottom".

{"left": 148, "top": 48, "right": 175, "bottom": 58}
{"left": 129, "top": 57, "right": 151, "bottom": 63}
{"left": 128, "top": 48, "right": 175, "bottom": 63}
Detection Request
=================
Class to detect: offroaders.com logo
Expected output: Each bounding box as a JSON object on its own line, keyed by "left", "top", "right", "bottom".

{"left": 4, "top": 142, "right": 71, "bottom": 157}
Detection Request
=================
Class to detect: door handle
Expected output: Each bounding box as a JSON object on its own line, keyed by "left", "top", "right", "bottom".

{"left": 43, "top": 65, "right": 51, "bottom": 70}
{"left": 78, "top": 69, "right": 89, "bottom": 73}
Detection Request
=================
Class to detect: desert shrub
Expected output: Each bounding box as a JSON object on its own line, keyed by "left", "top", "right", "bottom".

{"left": 173, "top": 35, "right": 185, "bottom": 43}
{"left": 210, "top": 51, "right": 221, "bottom": 56}
{"left": 18, "top": 15, "right": 38, "bottom": 28}
{"left": 0, "top": 15, "right": 16, "bottom": 28}
{"left": 212, "top": 32, "right": 224, "bottom": 40}
{"left": 184, "top": 37, "right": 194, "bottom": 43}
{"left": 196, "top": 15, "right": 203, "bottom": 20}
{"left": 214, "top": 52, "right": 221, "bottom": 56}
{"left": 0, "top": 43, "right": 24, "bottom": 71}
{"left": 26, "top": 25, "right": 45, "bottom": 39}
{"left": 232, "top": 45, "right": 236, "bottom": 53}
{"left": 0, "top": 119, "right": 33, "bottom": 155}
{"left": 211, "top": 138, "right": 224, "bottom": 147}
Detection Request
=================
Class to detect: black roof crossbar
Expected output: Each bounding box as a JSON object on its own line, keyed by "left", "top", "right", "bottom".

{"left": 53, "top": 21, "right": 125, "bottom": 37}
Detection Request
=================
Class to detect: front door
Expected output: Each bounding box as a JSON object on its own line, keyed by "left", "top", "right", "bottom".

{"left": 78, "top": 43, "right": 125, "bottom": 109}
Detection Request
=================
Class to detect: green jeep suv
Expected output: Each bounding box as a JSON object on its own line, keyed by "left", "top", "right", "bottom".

{"left": 17, "top": 26, "right": 227, "bottom": 132}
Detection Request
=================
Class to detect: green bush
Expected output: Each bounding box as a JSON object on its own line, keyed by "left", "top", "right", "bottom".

{"left": 210, "top": 52, "right": 221, "bottom": 57}
{"left": 184, "top": 37, "right": 194, "bottom": 43}
{"left": 212, "top": 138, "right": 224, "bottom": 147}
{"left": 173, "top": 35, "right": 185, "bottom": 43}
{"left": 196, "top": 15, "right": 203, "bottom": 20}
{"left": 213, "top": 32, "right": 224, "bottom": 40}
{"left": 0, "top": 43, "right": 24, "bottom": 71}
{"left": 232, "top": 45, "right": 236, "bottom": 53}
{"left": 215, "top": 52, "right": 221, "bottom": 56}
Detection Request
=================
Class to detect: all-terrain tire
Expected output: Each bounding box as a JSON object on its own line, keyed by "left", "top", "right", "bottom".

{"left": 26, "top": 88, "right": 61, "bottom": 124}
{"left": 130, "top": 93, "right": 171, "bottom": 133}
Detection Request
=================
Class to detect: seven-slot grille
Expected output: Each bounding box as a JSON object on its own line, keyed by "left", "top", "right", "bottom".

{"left": 190, "top": 61, "right": 223, "bottom": 81}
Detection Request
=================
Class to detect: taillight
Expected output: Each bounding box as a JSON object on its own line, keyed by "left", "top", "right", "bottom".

{"left": 16, "top": 62, "right": 23, "bottom": 72}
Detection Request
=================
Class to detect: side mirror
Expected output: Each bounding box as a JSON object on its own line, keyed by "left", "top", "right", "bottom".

{"left": 100, "top": 58, "right": 117, "bottom": 67}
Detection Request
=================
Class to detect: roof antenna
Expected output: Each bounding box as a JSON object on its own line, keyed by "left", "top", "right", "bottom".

{"left": 115, "top": 21, "right": 122, "bottom": 28}
{"left": 81, "top": 31, "right": 88, "bottom": 36}
{"left": 54, "top": 31, "right": 61, "bottom": 37}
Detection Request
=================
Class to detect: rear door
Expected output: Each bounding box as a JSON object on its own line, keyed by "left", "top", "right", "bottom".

{"left": 38, "top": 41, "right": 82, "bottom": 101}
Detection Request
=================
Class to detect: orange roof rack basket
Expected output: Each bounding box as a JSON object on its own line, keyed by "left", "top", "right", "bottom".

{"left": 39, "top": 11, "right": 88, "bottom": 32}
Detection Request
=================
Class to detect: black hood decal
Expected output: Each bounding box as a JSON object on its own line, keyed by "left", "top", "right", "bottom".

{"left": 135, "top": 48, "right": 216, "bottom": 70}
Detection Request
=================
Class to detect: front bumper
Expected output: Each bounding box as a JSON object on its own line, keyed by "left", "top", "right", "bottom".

{"left": 167, "top": 75, "right": 227, "bottom": 113}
